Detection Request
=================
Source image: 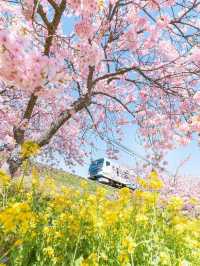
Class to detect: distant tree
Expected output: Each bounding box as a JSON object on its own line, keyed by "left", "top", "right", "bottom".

{"left": 0, "top": 0, "right": 200, "bottom": 176}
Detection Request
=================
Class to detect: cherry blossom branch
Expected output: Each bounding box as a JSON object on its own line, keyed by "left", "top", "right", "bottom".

{"left": 47, "top": 0, "right": 59, "bottom": 10}
{"left": 93, "top": 91, "right": 135, "bottom": 118}
{"left": 37, "top": 94, "right": 91, "bottom": 146}
{"left": 13, "top": 0, "right": 66, "bottom": 145}
{"left": 93, "top": 66, "right": 135, "bottom": 85}
{"left": 35, "top": 2, "right": 50, "bottom": 28}
{"left": 44, "top": 0, "right": 66, "bottom": 55}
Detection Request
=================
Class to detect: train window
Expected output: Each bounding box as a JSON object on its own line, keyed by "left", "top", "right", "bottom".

{"left": 124, "top": 171, "right": 128, "bottom": 179}
{"left": 117, "top": 168, "right": 119, "bottom": 176}
{"left": 106, "top": 161, "right": 110, "bottom": 166}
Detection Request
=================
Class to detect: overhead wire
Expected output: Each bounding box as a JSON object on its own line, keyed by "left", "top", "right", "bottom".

{"left": 107, "top": 139, "right": 175, "bottom": 177}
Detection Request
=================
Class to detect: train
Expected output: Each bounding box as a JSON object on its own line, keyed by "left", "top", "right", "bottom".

{"left": 88, "top": 158, "right": 137, "bottom": 190}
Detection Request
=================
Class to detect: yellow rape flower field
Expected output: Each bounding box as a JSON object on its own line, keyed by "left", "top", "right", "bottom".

{"left": 0, "top": 168, "right": 200, "bottom": 266}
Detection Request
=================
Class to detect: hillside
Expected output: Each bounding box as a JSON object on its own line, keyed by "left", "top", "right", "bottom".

{"left": 33, "top": 163, "right": 115, "bottom": 193}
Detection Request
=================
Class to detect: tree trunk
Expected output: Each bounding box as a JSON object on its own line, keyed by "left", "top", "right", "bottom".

{"left": 2, "top": 145, "right": 23, "bottom": 177}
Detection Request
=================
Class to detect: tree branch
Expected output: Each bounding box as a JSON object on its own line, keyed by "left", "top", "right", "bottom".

{"left": 93, "top": 66, "right": 135, "bottom": 85}
{"left": 37, "top": 94, "right": 91, "bottom": 146}
{"left": 47, "top": 0, "right": 59, "bottom": 10}
{"left": 93, "top": 91, "right": 135, "bottom": 118}
{"left": 13, "top": 0, "right": 66, "bottom": 144}
{"left": 36, "top": 3, "right": 51, "bottom": 28}
{"left": 44, "top": 0, "right": 66, "bottom": 55}
{"left": 87, "top": 66, "right": 95, "bottom": 94}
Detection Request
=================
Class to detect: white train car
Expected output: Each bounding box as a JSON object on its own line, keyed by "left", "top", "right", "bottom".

{"left": 88, "top": 158, "right": 137, "bottom": 190}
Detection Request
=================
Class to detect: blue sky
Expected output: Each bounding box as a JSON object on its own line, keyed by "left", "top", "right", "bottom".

{"left": 62, "top": 129, "right": 200, "bottom": 179}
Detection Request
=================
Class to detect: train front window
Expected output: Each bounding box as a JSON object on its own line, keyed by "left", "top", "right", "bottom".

{"left": 92, "top": 159, "right": 103, "bottom": 165}
{"left": 89, "top": 159, "right": 104, "bottom": 169}
{"left": 89, "top": 159, "right": 104, "bottom": 175}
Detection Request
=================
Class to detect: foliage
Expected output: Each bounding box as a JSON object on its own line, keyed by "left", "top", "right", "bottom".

{"left": 0, "top": 169, "right": 200, "bottom": 266}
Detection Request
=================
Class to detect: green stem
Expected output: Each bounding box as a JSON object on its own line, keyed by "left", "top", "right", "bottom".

{"left": 71, "top": 232, "right": 81, "bottom": 266}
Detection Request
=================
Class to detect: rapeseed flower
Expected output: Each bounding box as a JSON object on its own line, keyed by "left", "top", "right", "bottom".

{"left": 1, "top": 168, "right": 200, "bottom": 266}
{"left": 167, "top": 196, "right": 184, "bottom": 211}
{"left": 118, "top": 250, "right": 130, "bottom": 265}
{"left": 135, "top": 213, "right": 148, "bottom": 224}
{"left": 43, "top": 246, "right": 55, "bottom": 257}
{"left": 122, "top": 236, "right": 137, "bottom": 254}
{"left": 14, "top": 239, "right": 23, "bottom": 246}
{"left": 159, "top": 251, "right": 171, "bottom": 265}
{"left": 0, "top": 170, "right": 10, "bottom": 186}
{"left": 21, "top": 141, "right": 40, "bottom": 157}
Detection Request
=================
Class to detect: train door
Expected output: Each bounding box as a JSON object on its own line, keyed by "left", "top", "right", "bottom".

{"left": 110, "top": 165, "right": 121, "bottom": 183}
{"left": 100, "top": 159, "right": 112, "bottom": 179}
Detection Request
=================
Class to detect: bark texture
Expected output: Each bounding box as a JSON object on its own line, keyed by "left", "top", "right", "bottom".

{"left": 7, "top": 145, "right": 23, "bottom": 177}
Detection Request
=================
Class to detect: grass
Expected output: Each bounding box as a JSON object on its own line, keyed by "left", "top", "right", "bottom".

{"left": 33, "top": 163, "right": 115, "bottom": 193}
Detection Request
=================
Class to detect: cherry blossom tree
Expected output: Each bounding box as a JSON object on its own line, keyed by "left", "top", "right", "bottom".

{"left": 1, "top": 0, "right": 200, "bottom": 176}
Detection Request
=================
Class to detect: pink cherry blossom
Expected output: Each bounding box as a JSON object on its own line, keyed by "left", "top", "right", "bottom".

{"left": 0, "top": 0, "right": 200, "bottom": 177}
{"left": 75, "top": 18, "right": 94, "bottom": 39}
